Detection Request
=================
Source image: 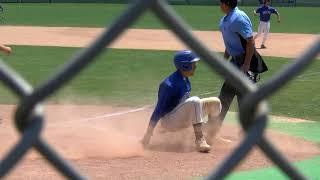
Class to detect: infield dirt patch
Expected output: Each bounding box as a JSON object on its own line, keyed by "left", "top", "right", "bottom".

{"left": 0, "top": 26, "right": 319, "bottom": 59}
{"left": 0, "top": 104, "right": 319, "bottom": 179}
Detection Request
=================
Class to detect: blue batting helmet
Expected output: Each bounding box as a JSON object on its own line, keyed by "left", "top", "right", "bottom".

{"left": 174, "top": 50, "right": 200, "bottom": 72}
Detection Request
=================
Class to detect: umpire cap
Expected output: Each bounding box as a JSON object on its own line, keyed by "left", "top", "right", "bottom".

{"left": 220, "top": 0, "right": 238, "bottom": 8}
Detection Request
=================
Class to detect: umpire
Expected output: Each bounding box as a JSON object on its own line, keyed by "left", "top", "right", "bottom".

{"left": 208, "top": 0, "right": 261, "bottom": 138}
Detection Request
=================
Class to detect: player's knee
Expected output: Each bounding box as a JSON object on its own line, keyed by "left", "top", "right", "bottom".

{"left": 187, "top": 96, "right": 201, "bottom": 105}
{"left": 203, "top": 97, "right": 222, "bottom": 117}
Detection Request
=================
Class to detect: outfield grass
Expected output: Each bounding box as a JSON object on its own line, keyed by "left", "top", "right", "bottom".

{"left": 227, "top": 156, "right": 320, "bottom": 180}
{"left": 1, "top": 3, "right": 320, "bottom": 33}
{"left": 0, "top": 46, "right": 319, "bottom": 121}
{"left": 224, "top": 112, "right": 320, "bottom": 143}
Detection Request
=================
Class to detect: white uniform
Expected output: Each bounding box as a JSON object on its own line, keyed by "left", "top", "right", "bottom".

{"left": 161, "top": 96, "right": 221, "bottom": 131}
{"left": 254, "top": 4, "right": 279, "bottom": 47}
{"left": 256, "top": 21, "right": 270, "bottom": 45}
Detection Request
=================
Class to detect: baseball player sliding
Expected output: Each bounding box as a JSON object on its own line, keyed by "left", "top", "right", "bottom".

{"left": 254, "top": 0, "right": 280, "bottom": 49}
{"left": 141, "top": 50, "right": 221, "bottom": 153}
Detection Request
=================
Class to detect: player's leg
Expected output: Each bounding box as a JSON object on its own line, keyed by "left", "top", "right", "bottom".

{"left": 206, "top": 82, "right": 236, "bottom": 140}
{"left": 202, "top": 97, "right": 222, "bottom": 118}
{"left": 161, "top": 96, "right": 211, "bottom": 152}
{"left": 161, "top": 96, "right": 204, "bottom": 129}
{"left": 261, "top": 21, "right": 270, "bottom": 48}
{"left": 254, "top": 21, "right": 263, "bottom": 41}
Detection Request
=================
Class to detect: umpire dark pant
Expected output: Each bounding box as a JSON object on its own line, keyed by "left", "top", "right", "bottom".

{"left": 217, "top": 56, "right": 258, "bottom": 123}
{"left": 218, "top": 81, "right": 242, "bottom": 123}
{"left": 207, "top": 57, "right": 259, "bottom": 137}
{"left": 207, "top": 81, "right": 243, "bottom": 137}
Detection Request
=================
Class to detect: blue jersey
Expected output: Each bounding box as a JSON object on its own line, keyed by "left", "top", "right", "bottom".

{"left": 256, "top": 5, "right": 278, "bottom": 22}
{"left": 149, "top": 71, "right": 191, "bottom": 127}
{"left": 219, "top": 7, "right": 253, "bottom": 57}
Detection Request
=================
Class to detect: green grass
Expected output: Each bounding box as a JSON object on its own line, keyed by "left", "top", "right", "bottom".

{"left": 1, "top": 3, "right": 319, "bottom": 33}
{"left": 269, "top": 120, "right": 320, "bottom": 143}
{"left": 259, "top": 57, "right": 320, "bottom": 121}
{"left": 225, "top": 112, "right": 320, "bottom": 143}
{"left": 226, "top": 156, "right": 320, "bottom": 180}
{"left": 0, "top": 46, "right": 319, "bottom": 121}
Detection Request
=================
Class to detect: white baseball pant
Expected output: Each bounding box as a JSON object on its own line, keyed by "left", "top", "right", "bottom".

{"left": 160, "top": 96, "right": 221, "bottom": 131}
{"left": 255, "top": 21, "right": 270, "bottom": 45}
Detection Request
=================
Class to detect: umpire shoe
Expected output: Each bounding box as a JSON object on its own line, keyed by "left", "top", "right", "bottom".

{"left": 195, "top": 137, "right": 211, "bottom": 153}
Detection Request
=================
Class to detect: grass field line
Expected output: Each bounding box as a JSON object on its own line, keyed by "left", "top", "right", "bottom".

{"left": 48, "top": 87, "right": 312, "bottom": 127}
{"left": 49, "top": 105, "right": 152, "bottom": 127}
{"left": 82, "top": 105, "right": 151, "bottom": 121}
{"left": 46, "top": 103, "right": 314, "bottom": 135}
{"left": 48, "top": 90, "right": 218, "bottom": 127}
{"left": 298, "top": 71, "right": 320, "bottom": 78}
{"left": 198, "top": 89, "right": 220, "bottom": 96}
{"left": 295, "top": 71, "right": 320, "bottom": 82}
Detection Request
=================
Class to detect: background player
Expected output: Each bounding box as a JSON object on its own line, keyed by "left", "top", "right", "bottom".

{"left": 141, "top": 50, "right": 221, "bottom": 153}
{"left": 254, "top": 0, "right": 281, "bottom": 49}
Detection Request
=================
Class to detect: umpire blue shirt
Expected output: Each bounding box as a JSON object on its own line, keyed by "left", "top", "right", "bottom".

{"left": 256, "top": 5, "right": 278, "bottom": 22}
{"left": 149, "top": 70, "right": 191, "bottom": 127}
{"left": 219, "top": 7, "right": 253, "bottom": 57}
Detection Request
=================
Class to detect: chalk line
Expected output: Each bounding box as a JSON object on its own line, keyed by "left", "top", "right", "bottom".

{"left": 49, "top": 105, "right": 151, "bottom": 127}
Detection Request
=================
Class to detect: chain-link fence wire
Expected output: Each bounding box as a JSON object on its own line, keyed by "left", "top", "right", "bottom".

{"left": 0, "top": 0, "right": 319, "bottom": 179}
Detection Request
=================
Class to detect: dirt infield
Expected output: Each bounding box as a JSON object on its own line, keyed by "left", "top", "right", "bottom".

{"left": 0, "top": 26, "right": 319, "bottom": 59}
{"left": 0, "top": 26, "right": 319, "bottom": 179}
{"left": 0, "top": 104, "right": 319, "bottom": 179}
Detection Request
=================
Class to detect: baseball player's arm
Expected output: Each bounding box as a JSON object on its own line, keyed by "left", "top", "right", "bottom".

{"left": 272, "top": 8, "right": 280, "bottom": 22}
{"left": 275, "top": 11, "right": 280, "bottom": 23}
{"left": 141, "top": 124, "right": 154, "bottom": 146}
{"left": 141, "top": 113, "right": 160, "bottom": 146}
{"left": 141, "top": 112, "right": 161, "bottom": 146}
{"left": 141, "top": 84, "right": 172, "bottom": 146}
{"left": 254, "top": 8, "right": 261, "bottom": 16}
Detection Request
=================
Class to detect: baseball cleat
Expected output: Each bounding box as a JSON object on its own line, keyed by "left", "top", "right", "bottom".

{"left": 195, "top": 137, "right": 211, "bottom": 153}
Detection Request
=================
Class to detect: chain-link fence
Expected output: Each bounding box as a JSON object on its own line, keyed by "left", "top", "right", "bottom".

{"left": 0, "top": 0, "right": 319, "bottom": 179}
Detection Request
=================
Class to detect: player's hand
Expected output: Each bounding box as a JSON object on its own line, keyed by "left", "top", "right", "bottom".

{"left": 253, "top": 10, "right": 257, "bottom": 16}
{"left": 140, "top": 133, "right": 151, "bottom": 147}
{"left": 140, "top": 125, "right": 154, "bottom": 147}
{"left": 241, "top": 63, "right": 250, "bottom": 73}
{"left": 277, "top": 19, "right": 281, "bottom": 23}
